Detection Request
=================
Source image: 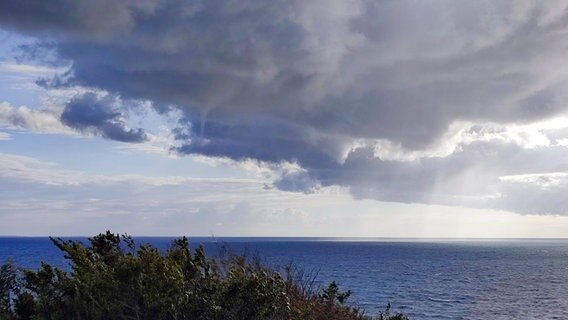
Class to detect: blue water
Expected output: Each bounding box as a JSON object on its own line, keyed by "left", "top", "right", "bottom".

{"left": 1, "top": 237, "right": 568, "bottom": 320}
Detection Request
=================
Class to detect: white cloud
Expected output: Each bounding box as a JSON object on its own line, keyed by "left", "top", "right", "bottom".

{"left": 0, "top": 101, "right": 74, "bottom": 135}
{"left": 0, "top": 62, "right": 63, "bottom": 76}
{"left": 500, "top": 172, "right": 568, "bottom": 190}
{"left": 0, "top": 152, "right": 263, "bottom": 187}
{"left": 0, "top": 131, "right": 10, "bottom": 140}
{"left": 192, "top": 155, "right": 306, "bottom": 181}
{"left": 370, "top": 118, "right": 567, "bottom": 163}
{"left": 4, "top": 177, "right": 568, "bottom": 237}
{"left": 0, "top": 62, "right": 67, "bottom": 91}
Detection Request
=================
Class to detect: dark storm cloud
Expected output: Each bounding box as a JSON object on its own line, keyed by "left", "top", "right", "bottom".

{"left": 3, "top": 0, "right": 567, "bottom": 146}
{"left": 175, "top": 116, "right": 345, "bottom": 168}
{"left": 2, "top": 0, "right": 568, "bottom": 213}
{"left": 61, "top": 93, "right": 148, "bottom": 143}
{"left": 0, "top": 0, "right": 158, "bottom": 38}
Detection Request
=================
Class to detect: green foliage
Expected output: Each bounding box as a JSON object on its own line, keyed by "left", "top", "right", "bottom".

{"left": 0, "top": 260, "right": 18, "bottom": 319}
{"left": 378, "top": 304, "right": 408, "bottom": 320}
{"left": 0, "top": 231, "right": 407, "bottom": 320}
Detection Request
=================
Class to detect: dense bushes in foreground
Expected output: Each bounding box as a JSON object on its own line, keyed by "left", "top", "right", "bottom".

{"left": 0, "top": 231, "right": 407, "bottom": 320}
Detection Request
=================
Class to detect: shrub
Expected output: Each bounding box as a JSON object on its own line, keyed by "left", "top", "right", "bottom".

{"left": 0, "top": 231, "right": 407, "bottom": 320}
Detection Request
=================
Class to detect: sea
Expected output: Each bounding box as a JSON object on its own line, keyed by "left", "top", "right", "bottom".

{"left": 1, "top": 237, "right": 568, "bottom": 320}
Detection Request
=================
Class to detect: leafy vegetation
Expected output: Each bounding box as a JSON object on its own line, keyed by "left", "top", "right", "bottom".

{"left": 0, "top": 231, "right": 407, "bottom": 320}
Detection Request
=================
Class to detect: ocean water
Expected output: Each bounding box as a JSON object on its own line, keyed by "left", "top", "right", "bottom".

{"left": 1, "top": 237, "right": 568, "bottom": 320}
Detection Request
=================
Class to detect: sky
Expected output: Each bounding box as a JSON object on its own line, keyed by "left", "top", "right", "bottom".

{"left": 1, "top": 0, "right": 568, "bottom": 237}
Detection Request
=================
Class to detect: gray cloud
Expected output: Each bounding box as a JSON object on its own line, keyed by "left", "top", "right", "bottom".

{"left": 273, "top": 170, "right": 320, "bottom": 194}
{"left": 61, "top": 93, "right": 148, "bottom": 143}
{"left": 2, "top": 0, "right": 568, "bottom": 214}
{"left": 316, "top": 141, "right": 568, "bottom": 214}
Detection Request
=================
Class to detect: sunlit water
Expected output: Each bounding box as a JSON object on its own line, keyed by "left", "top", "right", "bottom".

{"left": 1, "top": 237, "right": 568, "bottom": 319}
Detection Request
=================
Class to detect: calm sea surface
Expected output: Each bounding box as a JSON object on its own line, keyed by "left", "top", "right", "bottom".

{"left": 1, "top": 237, "right": 568, "bottom": 320}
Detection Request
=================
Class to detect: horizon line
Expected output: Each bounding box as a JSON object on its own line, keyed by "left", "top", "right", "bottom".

{"left": 2, "top": 235, "right": 568, "bottom": 241}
